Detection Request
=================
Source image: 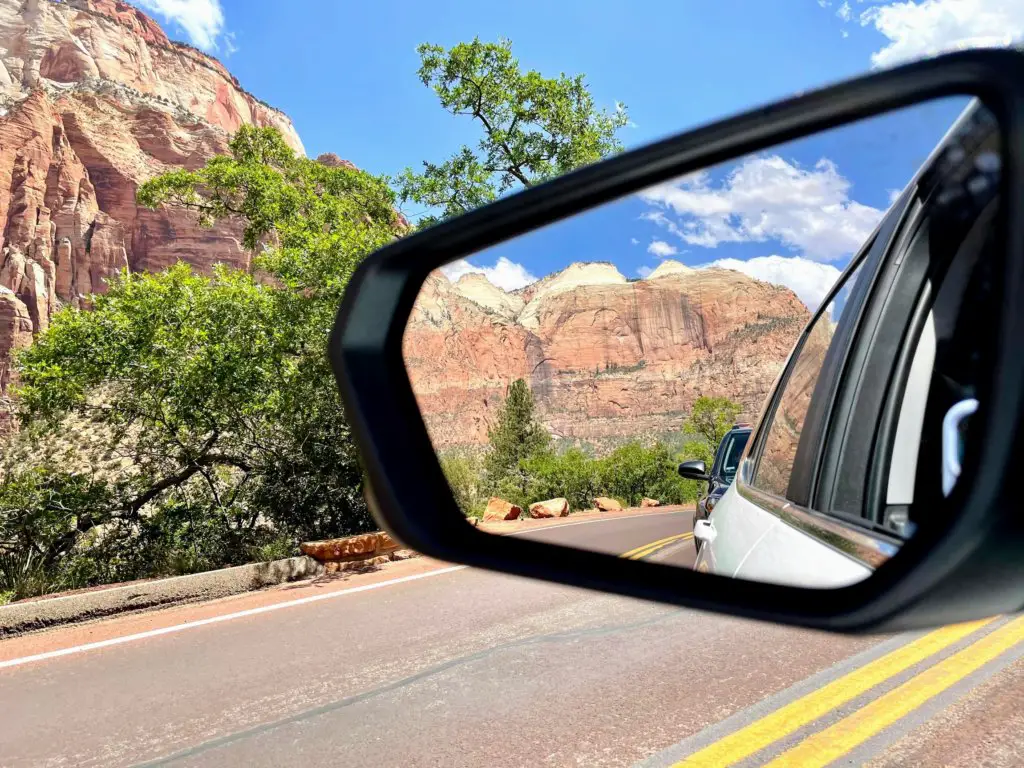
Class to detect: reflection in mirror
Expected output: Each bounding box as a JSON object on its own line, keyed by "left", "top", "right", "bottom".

{"left": 403, "top": 96, "right": 1001, "bottom": 588}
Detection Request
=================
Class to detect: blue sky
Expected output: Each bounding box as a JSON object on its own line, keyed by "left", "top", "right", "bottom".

{"left": 136, "top": 0, "right": 1020, "bottom": 311}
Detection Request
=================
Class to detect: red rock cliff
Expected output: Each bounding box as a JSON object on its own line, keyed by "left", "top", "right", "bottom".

{"left": 0, "top": 0, "right": 306, "bottom": 394}
{"left": 404, "top": 262, "right": 810, "bottom": 450}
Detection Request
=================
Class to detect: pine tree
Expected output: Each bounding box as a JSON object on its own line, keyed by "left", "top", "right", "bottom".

{"left": 484, "top": 379, "right": 550, "bottom": 496}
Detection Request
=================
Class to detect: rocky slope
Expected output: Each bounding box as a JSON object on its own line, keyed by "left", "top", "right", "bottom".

{"left": 0, "top": 0, "right": 304, "bottom": 401}
{"left": 404, "top": 261, "right": 810, "bottom": 450}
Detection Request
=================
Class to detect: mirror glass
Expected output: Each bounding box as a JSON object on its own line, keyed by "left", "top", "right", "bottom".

{"left": 403, "top": 95, "right": 1001, "bottom": 588}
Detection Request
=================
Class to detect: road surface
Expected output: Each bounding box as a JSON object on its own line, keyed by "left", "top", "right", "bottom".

{"left": 1, "top": 509, "right": 1022, "bottom": 767}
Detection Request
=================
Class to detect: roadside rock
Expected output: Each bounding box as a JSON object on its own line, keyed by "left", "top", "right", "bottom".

{"left": 641, "top": 498, "right": 661, "bottom": 508}
{"left": 484, "top": 496, "right": 522, "bottom": 521}
{"left": 594, "top": 497, "right": 623, "bottom": 512}
{"left": 300, "top": 531, "right": 397, "bottom": 562}
{"left": 529, "top": 498, "right": 570, "bottom": 518}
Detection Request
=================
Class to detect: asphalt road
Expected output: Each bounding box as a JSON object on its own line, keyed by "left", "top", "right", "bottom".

{"left": 1, "top": 510, "right": 1022, "bottom": 767}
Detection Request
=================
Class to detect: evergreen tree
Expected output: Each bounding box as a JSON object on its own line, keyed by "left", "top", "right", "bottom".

{"left": 484, "top": 379, "right": 550, "bottom": 497}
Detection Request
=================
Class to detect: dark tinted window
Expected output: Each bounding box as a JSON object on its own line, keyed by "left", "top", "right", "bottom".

{"left": 717, "top": 431, "right": 749, "bottom": 484}
{"left": 753, "top": 263, "right": 865, "bottom": 498}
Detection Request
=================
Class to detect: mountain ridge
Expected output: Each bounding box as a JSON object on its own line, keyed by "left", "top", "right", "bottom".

{"left": 406, "top": 261, "right": 810, "bottom": 450}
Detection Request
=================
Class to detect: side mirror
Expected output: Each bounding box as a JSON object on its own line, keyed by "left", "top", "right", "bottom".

{"left": 678, "top": 460, "right": 710, "bottom": 483}
{"left": 331, "top": 49, "right": 1024, "bottom": 633}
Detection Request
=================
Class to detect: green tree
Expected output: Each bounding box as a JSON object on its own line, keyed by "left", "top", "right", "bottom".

{"left": 439, "top": 452, "right": 487, "bottom": 518}
{"left": 397, "top": 38, "right": 630, "bottom": 226}
{"left": 522, "top": 447, "right": 599, "bottom": 512}
{"left": 8, "top": 126, "right": 401, "bottom": 590}
{"left": 484, "top": 378, "right": 549, "bottom": 497}
{"left": 596, "top": 442, "right": 695, "bottom": 508}
{"left": 686, "top": 396, "right": 742, "bottom": 447}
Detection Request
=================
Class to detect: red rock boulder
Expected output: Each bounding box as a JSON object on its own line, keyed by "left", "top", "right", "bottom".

{"left": 484, "top": 497, "right": 522, "bottom": 521}
{"left": 641, "top": 498, "right": 661, "bottom": 508}
{"left": 594, "top": 497, "right": 623, "bottom": 512}
{"left": 528, "top": 498, "right": 569, "bottom": 518}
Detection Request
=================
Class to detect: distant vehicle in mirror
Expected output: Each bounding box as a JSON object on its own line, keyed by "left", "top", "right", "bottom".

{"left": 679, "top": 425, "right": 751, "bottom": 554}
{"left": 691, "top": 99, "right": 998, "bottom": 588}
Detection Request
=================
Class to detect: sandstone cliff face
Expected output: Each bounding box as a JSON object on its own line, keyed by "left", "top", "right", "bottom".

{"left": 404, "top": 262, "right": 810, "bottom": 450}
{"left": 0, "top": 0, "right": 305, "bottom": 392}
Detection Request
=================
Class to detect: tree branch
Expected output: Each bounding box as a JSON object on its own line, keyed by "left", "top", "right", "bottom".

{"left": 463, "top": 75, "right": 531, "bottom": 187}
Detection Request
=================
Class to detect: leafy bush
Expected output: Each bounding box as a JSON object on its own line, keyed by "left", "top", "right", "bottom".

{"left": 440, "top": 453, "right": 487, "bottom": 517}
{"left": 522, "top": 448, "right": 599, "bottom": 511}
{"left": 596, "top": 442, "right": 692, "bottom": 507}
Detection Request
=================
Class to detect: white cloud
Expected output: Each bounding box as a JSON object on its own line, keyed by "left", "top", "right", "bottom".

{"left": 136, "top": 0, "right": 225, "bottom": 51}
{"left": 842, "top": 29, "right": 851, "bottom": 37}
{"left": 639, "top": 155, "right": 883, "bottom": 262}
{"left": 441, "top": 256, "right": 537, "bottom": 291}
{"left": 701, "top": 255, "right": 843, "bottom": 314}
{"left": 888, "top": 188, "right": 902, "bottom": 203}
{"left": 637, "top": 265, "right": 654, "bottom": 278}
{"left": 647, "top": 239, "right": 678, "bottom": 258}
{"left": 819, "top": 0, "right": 832, "bottom": 6}
{"left": 223, "top": 31, "right": 238, "bottom": 57}
{"left": 630, "top": 237, "right": 640, "bottom": 245}
{"left": 861, "top": 0, "right": 1024, "bottom": 69}
{"left": 837, "top": 1, "right": 853, "bottom": 21}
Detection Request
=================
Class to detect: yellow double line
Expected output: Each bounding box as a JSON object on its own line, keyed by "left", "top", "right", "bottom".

{"left": 621, "top": 532, "right": 694, "bottom": 560}
{"left": 674, "top": 614, "right": 1024, "bottom": 767}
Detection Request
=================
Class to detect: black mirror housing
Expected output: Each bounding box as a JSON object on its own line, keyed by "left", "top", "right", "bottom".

{"left": 679, "top": 460, "right": 710, "bottom": 483}
{"left": 331, "top": 48, "right": 1024, "bottom": 634}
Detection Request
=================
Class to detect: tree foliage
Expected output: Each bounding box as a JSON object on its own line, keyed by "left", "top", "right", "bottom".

{"left": 397, "top": 38, "right": 629, "bottom": 226}
{"left": 4, "top": 125, "right": 401, "bottom": 597}
{"left": 677, "top": 395, "right": 744, "bottom": 473}
{"left": 686, "top": 396, "right": 743, "bottom": 450}
{"left": 484, "top": 379, "right": 550, "bottom": 492}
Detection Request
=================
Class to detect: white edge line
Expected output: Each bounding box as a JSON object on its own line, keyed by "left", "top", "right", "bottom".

{"left": 0, "top": 565, "right": 467, "bottom": 671}
{"left": 1, "top": 509, "right": 691, "bottom": 671}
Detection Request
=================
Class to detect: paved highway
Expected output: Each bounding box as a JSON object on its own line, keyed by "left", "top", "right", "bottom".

{"left": 1, "top": 509, "right": 1022, "bottom": 767}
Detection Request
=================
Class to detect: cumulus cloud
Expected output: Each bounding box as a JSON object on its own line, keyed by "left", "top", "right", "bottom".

{"left": 837, "top": 1, "right": 853, "bottom": 21}
{"left": 636, "top": 265, "right": 654, "bottom": 278}
{"left": 441, "top": 257, "right": 538, "bottom": 291}
{"left": 136, "top": 0, "right": 225, "bottom": 51}
{"left": 630, "top": 237, "right": 640, "bottom": 245}
{"left": 861, "top": 0, "right": 1024, "bottom": 69}
{"left": 639, "top": 155, "right": 883, "bottom": 262}
{"left": 647, "top": 239, "right": 678, "bottom": 257}
{"left": 701, "top": 255, "right": 843, "bottom": 314}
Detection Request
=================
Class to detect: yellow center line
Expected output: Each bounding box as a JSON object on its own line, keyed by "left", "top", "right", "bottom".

{"left": 765, "top": 614, "right": 1024, "bottom": 767}
{"left": 672, "top": 617, "right": 997, "bottom": 767}
{"left": 621, "top": 532, "right": 694, "bottom": 560}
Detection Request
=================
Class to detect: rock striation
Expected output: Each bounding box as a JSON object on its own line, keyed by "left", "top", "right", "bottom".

{"left": 404, "top": 261, "right": 810, "bottom": 450}
{"left": 0, "top": 0, "right": 305, "bottom": 393}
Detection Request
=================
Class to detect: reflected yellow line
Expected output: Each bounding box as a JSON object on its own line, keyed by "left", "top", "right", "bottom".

{"left": 672, "top": 617, "right": 997, "bottom": 767}
{"left": 621, "top": 532, "right": 694, "bottom": 560}
{"left": 765, "top": 614, "right": 1024, "bottom": 767}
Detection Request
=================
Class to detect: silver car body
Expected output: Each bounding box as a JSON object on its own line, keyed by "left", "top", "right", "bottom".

{"left": 692, "top": 100, "right": 985, "bottom": 589}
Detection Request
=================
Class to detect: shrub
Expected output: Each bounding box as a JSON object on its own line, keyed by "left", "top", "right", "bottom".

{"left": 597, "top": 442, "right": 699, "bottom": 507}
{"left": 522, "top": 448, "right": 599, "bottom": 512}
{"left": 440, "top": 453, "right": 488, "bottom": 517}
